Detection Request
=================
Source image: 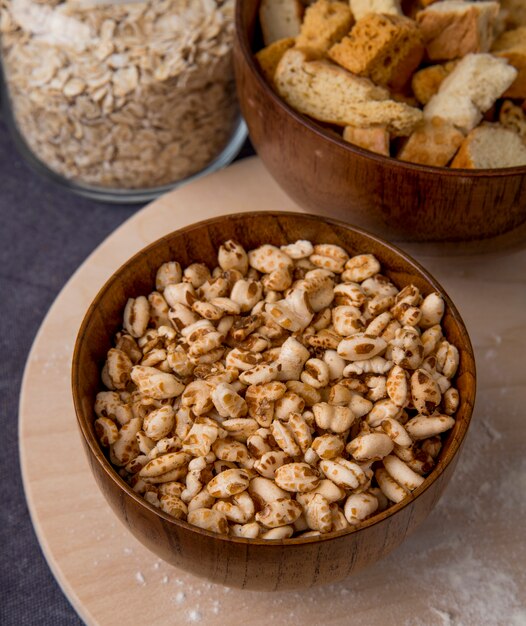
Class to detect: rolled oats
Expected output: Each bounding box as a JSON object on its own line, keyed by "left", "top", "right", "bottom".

{"left": 94, "top": 239, "right": 462, "bottom": 538}
{"left": 2, "top": 0, "right": 238, "bottom": 190}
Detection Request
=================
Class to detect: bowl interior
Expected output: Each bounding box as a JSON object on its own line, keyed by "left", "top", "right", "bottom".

{"left": 73, "top": 211, "right": 476, "bottom": 543}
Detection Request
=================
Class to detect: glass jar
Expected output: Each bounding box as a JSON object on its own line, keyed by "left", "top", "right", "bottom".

{"left": 0, "top": 0, "right": 245, "bottom": 202}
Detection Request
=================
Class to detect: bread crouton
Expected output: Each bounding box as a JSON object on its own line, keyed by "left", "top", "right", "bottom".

{"left": 349, "top": 0, "right": 402, "bottom": 21}
{"left": 398, "top": 117, "right": 464, "bottom": 166}
{"left": 424, "top": 53, "right": 517, "bottom": 133}
{"left": 328, "top": 14, "right": 424, "bottom": 90}
{"left": 499, "top": 100, "right": 526, "bottom": 141}
{"left": 451, "top": 123, "right": 526, "bottom": 168}
{"left": 256, "top": 37, "right": 296, "bottom": 85}
{"left": 342, "top": 126, "right": 390, "bottom": 155}
{"left": 416, "top": 1, "right": 500, "bottom": 61}
{"left": 500, "top": 0, "right": 526, "bottom": 29}
{"left": 411, "top": 61, "right": 458, "bottom": 105}
{"left": 491, "top": 27, "right": 526, "bottom": 98}
{"left": 295, "top": 0, "right": 353, "bottom": 57}
{"left": 260, "top": 0, "right": 304, "bottom": 46}
{"left": 274, "top": 48, "right": 423, "bottom": 135}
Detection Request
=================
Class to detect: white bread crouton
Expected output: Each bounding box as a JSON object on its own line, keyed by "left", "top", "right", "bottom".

{"left": 349, "top": 0, "right": 402, "bottom": 21}
{"left": 295, "top": 0, "right": 353, "bottom": 57}
{"left": 398, "top": 117, "right": 464, "bottom": 166}
{"left": 416, "top": 1, "right": 500, "bottom": 61}
{"left": 260, "top": 0, "right": 304, "bottom": 46}
{"left": 423, "top": 53, "right": 517, "bottom": 133}
{"left": 491, "top": 27, "right": 526, "bottom": 98}
{"left": 451, "top": 123, "right": 526, "bottom": 168}
{"left": 274, "top": 49, "right": 423, "bottom": 135}
{"left": 342, "top": 126, "right": 390, "bottom": 155}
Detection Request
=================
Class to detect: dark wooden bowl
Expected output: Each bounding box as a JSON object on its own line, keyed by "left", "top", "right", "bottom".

{"left": 233, "top": 0, "right": 526, "bottom": 242}
{"left": 72, "top": 212, "right": 476, "bottom": 590}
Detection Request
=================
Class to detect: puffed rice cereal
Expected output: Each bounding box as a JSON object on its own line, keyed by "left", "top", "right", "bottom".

{"left": 94, "top": 238, "right": 462, "bottom": 538}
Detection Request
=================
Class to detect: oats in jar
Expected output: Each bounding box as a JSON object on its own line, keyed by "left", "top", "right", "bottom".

{"left": 1, "top": 0, "right": 239, "bottom": 189}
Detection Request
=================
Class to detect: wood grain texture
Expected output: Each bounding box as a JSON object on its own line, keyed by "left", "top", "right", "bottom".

{"left": 71, "top": 211, "right": 476, "bottom": 591}
{"left": 233, "top": 0, "right": 526, "bottom": 243}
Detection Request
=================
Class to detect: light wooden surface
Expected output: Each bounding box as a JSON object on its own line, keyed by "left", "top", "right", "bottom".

{"left": 20, "top": 157, "right": 526, "bottom": 625}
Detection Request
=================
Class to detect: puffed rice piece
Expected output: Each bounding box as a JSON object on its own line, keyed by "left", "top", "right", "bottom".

{"left": 383, "top": 454, "right": 425, "bottom": 491}
{"left": 256, "top": 498, "right": 303, "bottom": 528}
{"left": 281, "top": 240, "right": 314, "bottom": 260}
{"left": 274, "top": 463, "right": 321, "bottom": 493}
{"left": 305, "top": 493, "right": 333, "bottom": 533}
{"left": 123, "top": 297, "right": 150, "bottom": 338}
{"left": 249, "top": 477, "right": 291, "bottom": 507}
{"left": 342, "top": 254, "right": 381, "bottom": 283}
{"left": 344, "top": 492, "right": 379, "bottom": 525}
{"left": 260, "top": 526, "right": 294, "bottom": 540}
{"left": 346, "top": 433, "right": 394, "bottom": 462}
{"left": 319, "top": 458, "right": 366, "bottom": 490}
{"left": 375, "top": 468, "right": 408, "bottom": 504}
{"left": 405, "top": 415, "right": 456, "bottom": 440}
{"left": 187, "top": 509, "right": 229, "bottom": 535}
{"left": 130, "top": 366, "right": 184, "bottom": 400}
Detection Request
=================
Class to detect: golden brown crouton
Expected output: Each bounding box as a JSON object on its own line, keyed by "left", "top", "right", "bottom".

{"left": 491, "top": 27, "right": 526, "bottom": 98}
{"left": 256, "top": 37, "right": 296, "bottom": 85}
{"left": 342, "top": 126, "right": 390, "bottom": 155}
{"left": 328, "top": 14, "right": 424, "bottom": 90}
{"left": 295, "top": 0, "right": 353, "bottom": 57}
{"left": 411, "top": 61, "right": 458, "bottom": 105}
{"left": 500, "top": 0, "right": 526, "bottom": 29}
{"left": 398, "top": 117, "right": 464, "bottom": 166}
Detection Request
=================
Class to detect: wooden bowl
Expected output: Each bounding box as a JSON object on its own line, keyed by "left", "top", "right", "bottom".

{"left": 233, "top": 0, "right": 526, "bottom": 243}
{"left": 72, "top": 212, "right": 476, "bottom": 591}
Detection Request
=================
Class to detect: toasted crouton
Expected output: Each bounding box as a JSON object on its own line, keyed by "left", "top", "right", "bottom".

{"left": 256, "top": 37, "right": 296, "bottom": 85}
{"left": 328, "top": 14, "right": 424, "bottom": 90}
{"left": 424, "top": 53, "right": 517, "bottom": 133}
{"left": 499, "top": 100, "right": 526, "bottom": 141}
{"left": 411, "top": 61, "right": 458, "bottom": 105}
{"left": 260, "top": 0, "right": 304, "bottom": 46}
{"left": 491, "top": 27, "right": 526, "bottom": 98}
{"left": 398, "top": 117, "right": 464, "bottom": 166}
{"left": 500, "top": 0, "right": 526, "bottom": 28}
{"left": 416, "top": 1, "right": 500, "bottom": 61}
{"left": 295, "top": 0, "right": 353, "bottom": 57}
{"left": 343, "top": 126, "right": 390, "bottom": 155}
{"left": 349, "top": 0, "right": 402, "bottom": 21}
{"left": 451, "top": 123, "right": 526, "bottom": 168}
{"left": 274, "top": 48, "right": 423, "bottom": 135}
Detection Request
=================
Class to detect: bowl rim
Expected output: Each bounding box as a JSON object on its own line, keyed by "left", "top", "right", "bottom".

{"left": 72, "top": 210, "right": 476, "bottom": 546}
{"left": 234, "top": 0, "right": 526, "bottom": 178}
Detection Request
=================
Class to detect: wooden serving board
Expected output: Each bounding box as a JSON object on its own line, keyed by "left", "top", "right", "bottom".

{"left": 19, "top": 157, "right": 526, "bottom": 625}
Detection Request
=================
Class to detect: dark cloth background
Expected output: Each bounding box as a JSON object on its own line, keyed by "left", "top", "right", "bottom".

{"left": 0, "top": 116, "right": 253, "bottom": 625}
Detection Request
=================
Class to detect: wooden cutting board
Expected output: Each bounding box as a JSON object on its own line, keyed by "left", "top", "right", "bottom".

{"left": 19, "top": 157, "right": 526, "bottom": 626}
